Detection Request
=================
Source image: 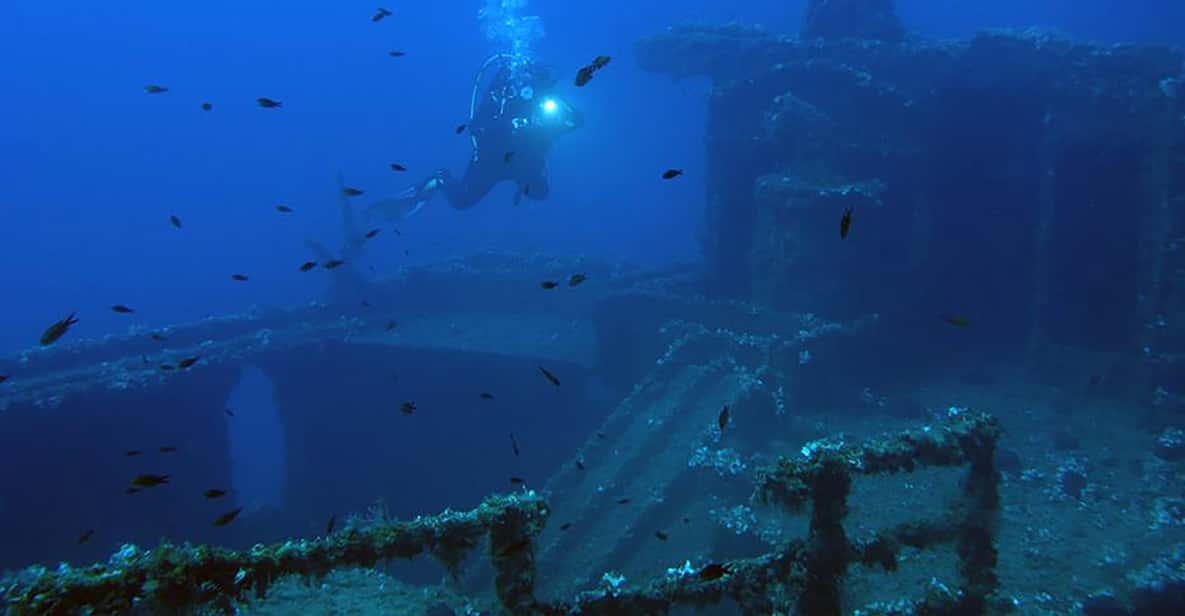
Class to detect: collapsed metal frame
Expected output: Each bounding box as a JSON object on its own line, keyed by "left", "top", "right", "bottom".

{"left": 1, "top": 412, "right": 1000, "bottom": 615}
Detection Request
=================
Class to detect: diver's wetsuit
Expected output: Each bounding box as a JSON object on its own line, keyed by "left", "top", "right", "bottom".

{"left": 377, "top": 61, "right": 582, "bottom": 218}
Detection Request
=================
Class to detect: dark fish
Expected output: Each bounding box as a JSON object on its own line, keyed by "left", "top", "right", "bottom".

{"left": 324, "top": 259, "right": 346, "bottom": 269}
{"left": 150, "top": 333, "right": 167, "bottom": 341}
{"left": 510, "top": 433, "right": 520, "bottom": 457}
{"left": 480, "top": 392, "right": 494, "bottom": 400}
{"left": 388, "top": 50, "right": 405, "bottom": 57}
{"left": 131, "top": 474, "right": 169, "bottom": 488}
{"left": 504, "top": 152, "right": 515, "bottom": 163}
{"left": 0, "top": 374, "right": 7, "bottom": 384}
{"left": 124, "top": 450, "right": 143, "bottom": 457}
{"left": 568, "top": 274, "right": 587, "bottom": 287}
{"left": 40, "top": 312, "right": 79, "bottom": 346}
{"left": 78, "top": 529, "right": 95, "bottom": 544}
{"left": 683, "top": 517, "right": 691, "bottom": 524}
{"left": 364, "top": 228, "right": 381, "bottom": 239}
{"left": 400, "top": 401, "right": 416, "bottom": 415}
{"left": 178, "top": 356, "right": 199, "bottom": 369}
{"left": 390, "top": 163, "right": 406, "bottom": 172}
{"left": 455, "top": 123, "right": 466, "bottom": 134}
{"left": 231, "top": 274, "right": 249, "bottom": 281}
{"left": 654, "top": 530, "right": 668, "bottom": 541}
{"left": 575, "top": 459, "right": 585, "bottom": 471}
{"left": 275, "top": 204, "right": 293, "bottom": 213}
{"left": 299, "top": 261, "right": 317, "bottom": 272}
{"left": 256, "top": 97, "right": 282, "bottom": 108}
{"left": 341, "top": 187, "right": 364, "bottom": 197}
{"left": 372, "top": 7, "right": 392, "bottom": 22}
{"left": 159, "top": 446, "right": 177, "bottom": 453}
{"left": 718, "top": 405, "right": 730, "bottom": 431}
{"left": 360, "top": 300, "right": 371, "bottom": 308}
{"left": 225, "top": 408, "right": 235, "bottom": 417}
{"left": 538, "top": 366, "right": 561, "bottom": 387}
{"left": 592, "top": 55, "right": 611, "bottom": 70}
{"left": 169, "top": 215, "right": 183, "bottom": 229}
{"left": 496, "top": 539, "right": 532, "bottom": 559}
{"left": 212, "top": 507, "right": 243, "bottom": 527}
{"left": 617, "top": 498, "right": 630, "bottom": 505}
{"left": 840, "top": 207, "right": 852, "bottom": 239}
{"left": 111, "top": 305, "right": 135, "bottom": 314}
{"left": 204, "top": 489, "right": 228, "bottom": 499}
{"left": 326, "top": 514, "right": 337, "bottom": 535}
{"left": 559, "top": 522, "right": 572, "bottom": 531}
{"left": 540, "top": 281, "right": 559, "bottom": 289}
{"left": 144, "top": 85, "right": 168, "bottom": 94}
{"left": 509, "top": 476, "right": 525, "bottom": 485}
{"left": 159, "top": 364, "right": 175, "bottom": 371}
{"left": 699, "top": 563, "right": 733, "bottom": 581}
{"left": 662, "top": 169, "right": 683, "bottom": 180}
{"left": 125, "top": 487, "right": 140, "bottom": 495}
{"left": 385, "top": 320, "right": 397, "bottom": 331}
{"left": 201, "top": 102, "right": 212, "bottom": 111}
{"left": 1088, "top": 374, "right": 1103, "bottom": 386}
{"left": 942, "top": 315, "right": 970, "bottom": 328}
{"left": 575, "top": 66, "right": 596, "bottom": 87}
{"left": 596, "top": 432, "right": 607, "bottom": 440}
{"left": 141, "top": 354, "right": 148, "bottom": 365}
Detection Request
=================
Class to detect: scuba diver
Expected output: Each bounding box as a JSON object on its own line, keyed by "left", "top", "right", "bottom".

{"left": 369, "top": 55, "right": 582, "bottom": 220}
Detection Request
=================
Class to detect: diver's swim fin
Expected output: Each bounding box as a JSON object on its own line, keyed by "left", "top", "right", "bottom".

{"left": 402, "top": 200, "right": 427, "bottom": 219}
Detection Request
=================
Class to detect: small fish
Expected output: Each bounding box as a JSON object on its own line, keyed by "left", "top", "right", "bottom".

{"left": 361, "top": 300, "right": 371, "bottom": 308}
{"left": 212, "top": 507, "right": 243, "bottom": 527}
{"left": 40, "top": 312, "right": 79, "bottom": 346}
{"left": 591, "top": 55, "right": 611, "bottom": 70}
{"left": 111, "top": 305, "right": 135, "bottom": 314}
{"left": 568, "top": 274, "right": 587, "bottom": 287}
{"left": 1088, "top": 374, "right": 1103, "bottom": 387}
{"left": 509, "top": 476, "right": 525, "bottom": 485}
{"left": 178, "top": 356, "right": 199, "bottom": 369}
{"left": 385, "top": 320, "right": 397, "bottom": 331}
{"left": 159, "top": 364, "right": 176, "bottom": 371}
{"left": 144, "top": 85, "right": 168, "bottom": 94}
{"left": 326, "top": 514, "right": 337, "bottom": 535}
{"left": 341, "top": 187, "right": 364, "bottom": 197}
{"left": 124, "top": 450, "right": 143, "bottom": 457}
{"left": 388, "top": 50, "right": 406, "bottom": 57}
{"left": 662, "top": 169, "right": 683, "bottom": 180}
{"left": 575, "top": 459, "right": 585, "bottom": 471}
{"left": 559, "top": 522, "right": 572, "bottom": 531}
{"left": 575, "top": 66, "right": 596, "bottom": 87}
{"left": 538, "top": 366, "right": 561, "bottom": 387}
{"left": 275, "top": 204, "right": 293, "bottom": 213}
{"left": 616, "top": 498, "right": 630, "bottom": 505}
{"left": 204, "top": 489, "right": 228, "bottom": 499}
{"left": 503, "top": 151, "right": 515, "bottom": 163}
{"left": 224, "top": 408, "right": 235, "bottom": 417}
{"left": 496, "top": 539, "right": 531, "bottom": 559}
{"left": 131, "top": 474, "right": 170, "bottom": 488}
{"left": 169, "top": 215, "right": 183, "bottom": 229}
{"left": 683, "top": 517, "right": 691, "bottom": 524}
{"left": 256, "top": 97, "right": 282, "bottom": 108}
{"left": 510, "top": 433, "right": 521, "bottom": 457}
{"left": 364, "top": 228, "right": 381, "bottom": 239}
{"left": 78, "top": 529, "right": 95, "bottom": 544}
{"left": 141, "top": 354, "right": 148, "bottom": 364}
{"left": 540, "top": 281, "right": 559, "bottom": 289}
{"left": 699, "top": 563, "right": 733, "bottom": 581}
{"left": 942, "top": 315, "right": 971, "bottom": 328}
{"left": 0, "top": 374, "right": 8, "bottom": 384}
{"left": 390, "top": 163, "right": 406, "bottom": 172}
{"left": 125, "top": 487, "right": 140, "bottom": 495}
{"left": 596, "top": 432, "right": 607, "bottom": 440}
{"left": 150, "top": 333, "right": 167, "bottom": 342}
{"left": 654, "top": 531, "right": 669, "bottom": 541}
{"left": 231, "top": 274, "right": 249, "bottom": 281}
{"left": 480, "top": 392, "right": 494, "bottom": 400}
{"left": 201, "top": 102, "right": 212, "bottom": 111}
{"left": 159, "top": 446, "right": 177, "bottom": 453}
{"left": 455, "top": 123, "right": 466, "bottom": 134}
{"left": 372, "top": 7, "right": 392, "bottom": 22}
{"left": 324, "top": 259, "right": 346, "bottom": 269}
{"left": 400, "top": 401, "right": 416, "bottom": 415}
{"left": 840, "top": 207, "right": 853, "bottom": 239}
{"left": 718, "top": 405, "right": 730, "bottom": 431}
{"left": 299, "top": 261, "right": 317, "bottom": 272}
